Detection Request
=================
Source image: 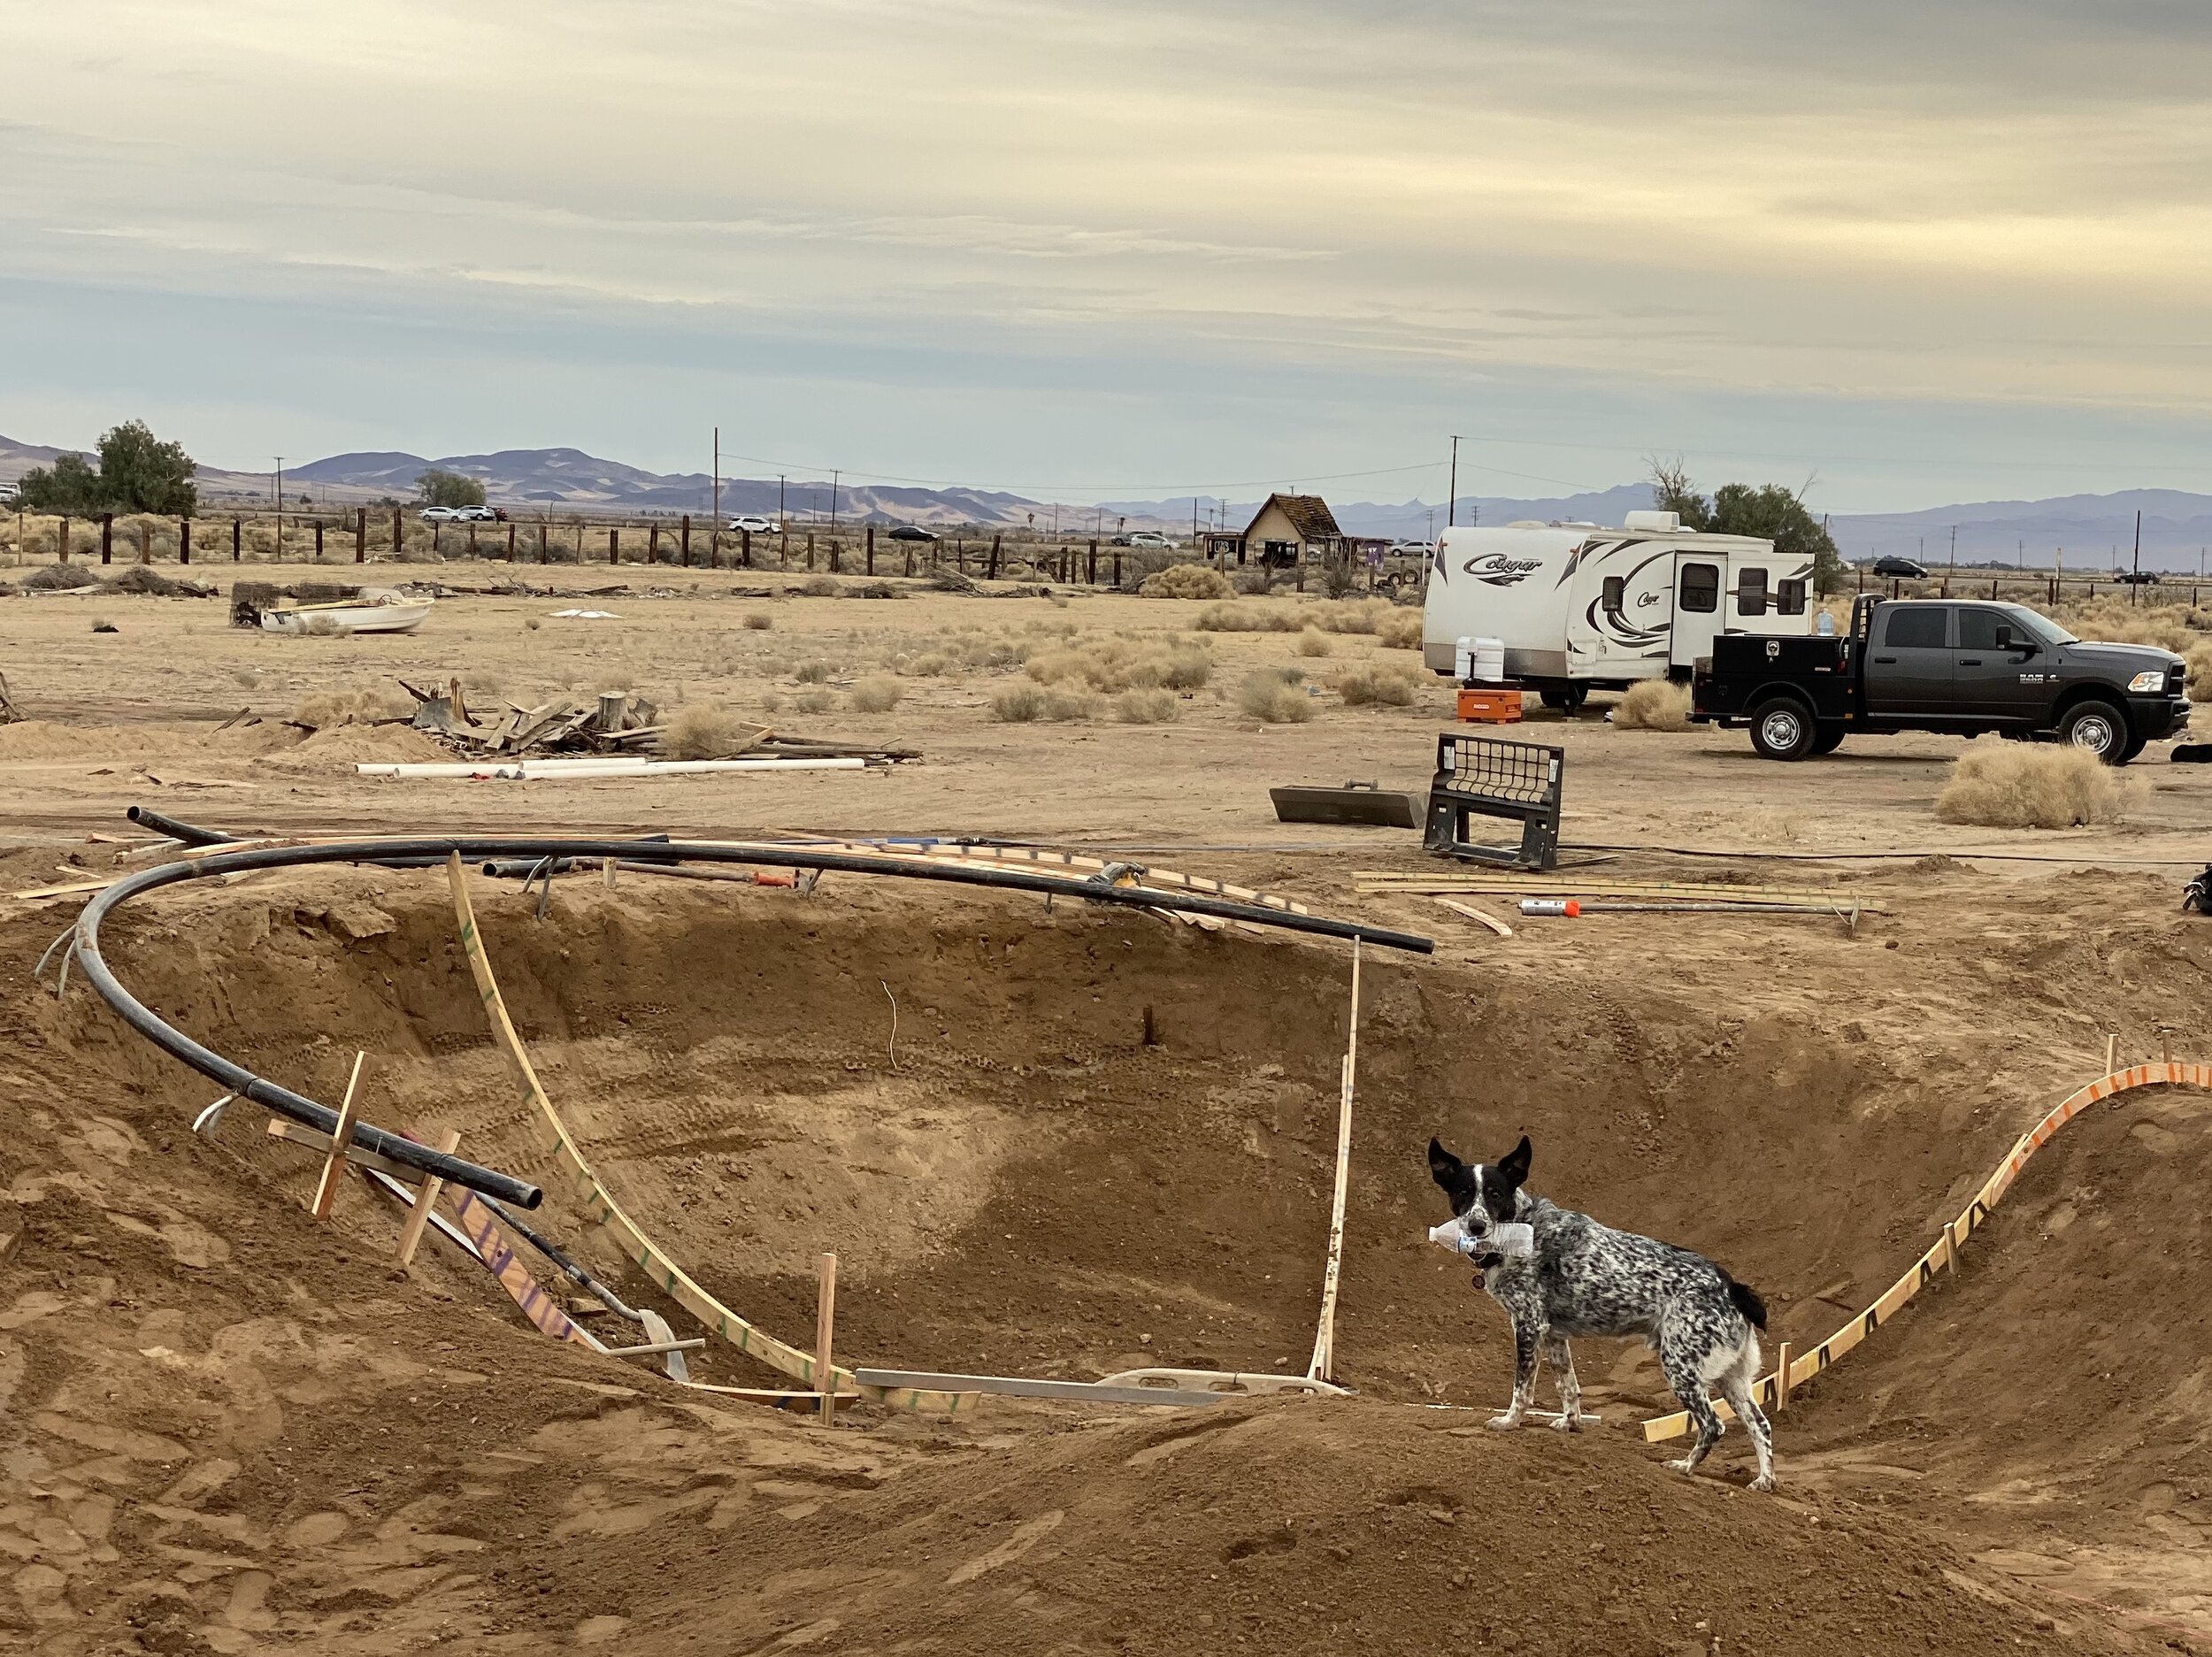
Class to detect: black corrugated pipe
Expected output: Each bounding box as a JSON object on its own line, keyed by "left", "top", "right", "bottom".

{"left": 72, "top": 831, "right": 1430, "bottom": 1208}
{"left": 126, "top": 805, "right": 240, "bottom": 847}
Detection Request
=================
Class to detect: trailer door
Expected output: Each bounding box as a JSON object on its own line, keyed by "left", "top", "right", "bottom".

{"left": 1668, "top": 556, "right": 1724, "bottom": 667}
{"left": 1564, "top": 538, "right": 1673, "bottom": 680}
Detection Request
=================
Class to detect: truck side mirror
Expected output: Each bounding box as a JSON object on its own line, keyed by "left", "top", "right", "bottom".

{"left": 1993, "top": 625, "right": 2011, "bottom": 649}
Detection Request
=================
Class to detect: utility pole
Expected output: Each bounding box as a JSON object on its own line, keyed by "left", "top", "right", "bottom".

{"left": 1948, "top": 524, "right": 1956, "bottom": 576}
{"left": 273, "top": 457, "right": 283, "bottom": 557}
{"left": 778, "top": 474, "right": 786, "bottom": 529}
{"left": 830, "top": 469, "right": 840, "bottom": 535}
{"left": 712, "top": 426, "right": 720, "bottom": 533}
{"left": 2132, "top": 508, "right": 2142, "bottom": 605}
{"left": 1447, "top": 435, "right": 1460, "bottom": 528}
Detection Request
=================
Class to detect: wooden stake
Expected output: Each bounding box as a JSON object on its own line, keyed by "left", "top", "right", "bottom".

{"left": 1773, "top": 1341, "right": 1793, "bottom": 1413}
{"left": 1942, "top": 1218, "right": 1959, "bottom": 1274}
{"left": 815, "top": 1252, "right": 838, "bottom": 1423}
{"left": 2105, "top": 1032, "right": 2117, "bottom": 1077}
{"left": 395, "top": 1128, "right": 462, "bottom": 1267}
{"left": 311, "top": 1051, "right": 367, "bottom": 1219}
{"left": 1307, "top": 939, "right": 1361, "bottom": 1382}
{"left": 603, "top": 856, "right": 618, "bottom": 889}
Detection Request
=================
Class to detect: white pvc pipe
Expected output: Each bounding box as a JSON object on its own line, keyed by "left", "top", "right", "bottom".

{"left": 354, "top": 757, "right": 868, "bottom": 779}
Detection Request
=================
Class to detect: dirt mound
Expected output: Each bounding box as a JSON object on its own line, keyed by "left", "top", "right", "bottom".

{"left": 262, "top": 722, "right": 452, "bottom": 770}
{"left": 20, "top": 561, "right": 101, "bottom": 591}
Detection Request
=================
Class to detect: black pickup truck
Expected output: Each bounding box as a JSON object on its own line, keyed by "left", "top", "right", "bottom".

{"left": 1692, "top": 595, "right": 2189, "bottom": 763}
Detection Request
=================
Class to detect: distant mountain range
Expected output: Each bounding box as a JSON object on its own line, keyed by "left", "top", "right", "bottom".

{"left": 4, "top": 434, "right": 2210, "bottom": 569}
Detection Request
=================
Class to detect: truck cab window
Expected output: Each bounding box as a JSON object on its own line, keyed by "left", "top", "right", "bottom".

{"left": 1883, "top": 607, "right": 1948, "bottom": 648}
{"left": 1736, "top": 567, "right": 1769, "bottom": 617}
{"left": 1955, "top": 608, "right": 2010, "bottom": 650}
{"left": 1776, "top": 578, "right": 1807, "bottom": 616}
{"left": 1679, "top": 562, "right": 1719, "bottom": 613}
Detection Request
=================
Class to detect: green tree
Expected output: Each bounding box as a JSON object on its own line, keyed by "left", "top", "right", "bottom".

{"left": 12, "top": 452, "right": 107, "bottom": 515}
{"left": 96, "top": 419, "right": 197, "bottom": 514}
{"left": 1647, "top": 459, "right": 1846, "bottom": 595}
{"left": 12, "top": 419, "right": 198, "bottom": 516}
{"left": 416, "top": 468, "right": 487, "bottom": 508}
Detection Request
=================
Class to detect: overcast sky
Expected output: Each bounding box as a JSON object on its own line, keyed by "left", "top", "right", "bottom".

{"left": 6, "top": 0, "right": 2212, "bottom": 510}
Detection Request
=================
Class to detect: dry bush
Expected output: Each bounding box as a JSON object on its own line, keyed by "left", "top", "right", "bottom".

{"left": 1026, "top": 635, "right": 1212, "bottom": 693}
{"left": 1195, "top": 602, "right": 1301, "bottom": 633}
{"left": 1139, "top": 563, "right": 1235, "bottom": 599}
{"left": 760, "top": 690, "right": 786, "bottom": 714}
{"left": 1233, "top": 566, "right": 1279, "bottom": 595}
{"left": 1934, "top": 736, "right": 2141, "bottom": 828}
{"left": 2189, "top": 644, "right": 2212, "bottom": 702}
{"left": 1294, "top": 626, "right": 1334, "bottom": 657}
{"left": 849, "top": 676, "right": 903, "bottom": 713}
{"left": 1376, "top": 608, "right": 1425, "bottom": 648}
{"left": 24, "top": 563, "right": 100, "bottom": 591}
{"left": 293, "top": 686, "right": 412, "bottom": 728}
{"left": 523, "top": 617, "right": 542, "bottom": 632}
{"left": 2051, "top": 599, "right": 2206, "bottom": 655}
{"left": 795, "top": 660, "right": 834, "bottom": 685}
{"left": 1113, "top": 687, "right": 1179, "bottom": 724}
{"left": 1042, "top": 687, "right": 1097, "bottom": 721}
{"left": 1335, "top": 661, "right": 1425, "bottom": 707}
{"left": 1238, "top": 669, "right": 1315, "bottom": 723}
{"left": 664, "top": 706, "right": 762, "bottom": 759}
{"left": 794, "top": 688, "right": 835, "bottom": 715}
{"left": 955, "top": 634, "right": 1030, "bottom": 669}
{"left": 906, "top": 651, "right": 956, "bottom": 677}
{"left": 800, "top": 575, "right": 841, "bottom": 597}
{"left": 230, "top": 666, "right": 262, "bottom": 689}
{"left": 302, "top": 616, "right": 349, "bottom": 637}
{"left": 743, "top": 611, "right": 773, "bottom": 630}
{"left": 1613, "top": 679, "right": 1692, "bottom": 732}
{"left": 991, "top": 682, "right": 1047, "bottom": 722}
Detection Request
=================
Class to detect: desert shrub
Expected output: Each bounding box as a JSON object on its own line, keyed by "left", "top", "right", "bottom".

{"left": 907, "top": 651, "right": 956, "bottom": 676}
{"left": 760, "top": 691, "right": 786, "bottom": 714}
{"left": 523, "top": 617, "right": 541, "bottom": 632}
{"left": 1612, "top": 679, "right": 1692, "bottom": 732}
{"left": 1042, "top": 687, "right": 1096, "bottom": 721}
{"left": 2189, "top": 644, "right": 2212, "bottom": 702}
{"left": 1139, "top": 563, "right": 1235, "bottom": 599}
{"left": 1321, "top": 556, "right": 1357, "bottom": 599}
{"left": 293, "top": 686, "right": 411, "bottom": 728}
{"left": 1238, "top": 669, "right": 1315, "bottom": 723}
{"left": 795, "top": 660, "right": 834, "bottom": 684}
{"left": 1233, "top": 566, "right": 1279, "bottom": 595}
{"left": 1335, "top": 662, "right": 1425, "bottom": 707}
{"left": 849, "top": 675, "right": 903, "bottom": 713}
{"left": 1113, "top": 687, "right": 1179, "bottom": 724}
{"left": 1294, "top": 626, "right": 1334, "bottom": 657}
{"left": 955, "top": 634, "right": 1030, "bottom": 669}
{"left": 302, "top": 615, "right": 349, "bottom": 637}
{"left": 22, "top": 561, "right": 99, "bottom": 592}
{"left": 1025, "top": 635, "right": 1213, "bottom": 693}
{"left": 991, "top": 682, "right": 1047, "bottom": 722}
{"left": 664, "top": 706, "right": 761, "bottom": 759}
{"left": 1195, "top": 602, "right": 1301, "bottom": 633}
{"left": 230, "top": 666, "right": 262, "bottom": 689}
{"left": 800, "top": 575, "right": 841, "bottom": 597}
{"left": 2051, "top": 600, "right": 2206, "bottom": 655}
{"left": 1933, "top": 736, "right": 2140, "bottom": 828}
{"left": 794, "top": 688, "right": 835, "bottom": 715}
{"left": 743, "top": 611, "right": 773, "bottom": 630}
{"left": 1376, "top": 608, "right": 1425, "bottom": 648}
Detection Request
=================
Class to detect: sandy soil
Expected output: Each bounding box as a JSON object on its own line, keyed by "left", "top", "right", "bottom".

{"left": 3, "top": 561, "right": 2210, "bottom": 1654}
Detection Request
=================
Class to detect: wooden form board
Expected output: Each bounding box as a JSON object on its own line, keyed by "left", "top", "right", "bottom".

{"left": 448, "top": 1187, "right": 605, "bottom": 1352}
{"left": 1642, "top": 1059, "right": 2211, "bottom": 1441}
{"left": 1356, "top": 872, "right": 1886, "bottom": 912}
{"left": 855, "top": 1369, "right": 1229, "bottom": 1408}
{"left": 444, "top": 854, "right": 974, "bottom": 1415}
{"left": 1307, "top": 940, "right": 1360, "bottom": 1382}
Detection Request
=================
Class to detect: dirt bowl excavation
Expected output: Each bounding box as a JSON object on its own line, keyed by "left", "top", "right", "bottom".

{"left": 6, "top": 574, "right": 2212, "bottom": 1654}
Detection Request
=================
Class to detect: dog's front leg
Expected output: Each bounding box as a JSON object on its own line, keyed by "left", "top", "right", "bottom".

{"left": 1541, "top": 1334, "right": 1581, "bottom": 1431}
{"left": 1488, "top": 1316, "right": 1541, "bottom": 1430}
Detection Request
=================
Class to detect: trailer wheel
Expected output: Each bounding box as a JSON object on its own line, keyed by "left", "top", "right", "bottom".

{"left": 2059, "top": 699, "right": 2131, "bottom": 764}
{"left": 1810, "top": 723, "right": 1846, "bottom": 756}
{"left": 1747, "top": 696, "right": 1817, "bottom": 761}
{"left": 1539, "top": 685, "right": 1589, "bottom": 714}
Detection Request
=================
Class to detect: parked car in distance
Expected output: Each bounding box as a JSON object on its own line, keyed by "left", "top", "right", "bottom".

{"left": 2116, "top": 571, "right": 2162, "bottom": 585}
{"left": 456, "top": 505, "right": 496, "bottom": 522}
{"left": 419, "top": 505, "right": 464, "bottom": 523}
{"left": 726, "top": 515, "right": 779, "bottom": 533}
{"left": 1870, "top": 556, "right": 1928, "bottom": 578}
{"left": 1126, "top": 531, "right": 1177, "bottom": 549}
{"left": 1395, "top": 540, "right": 1435, "bottom": 556}
{"left": 887, "top": 524, "right": 939, "bottom": 542}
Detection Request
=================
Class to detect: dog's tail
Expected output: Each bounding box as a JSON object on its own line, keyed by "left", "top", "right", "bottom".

{"left": 1724, "top": 1275, "right": 1769, "bottom": 1331}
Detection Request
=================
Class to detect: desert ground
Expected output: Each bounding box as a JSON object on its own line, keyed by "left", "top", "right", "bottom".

{"left": 4, "top": 556, "right": 2212, "bottom": 1655}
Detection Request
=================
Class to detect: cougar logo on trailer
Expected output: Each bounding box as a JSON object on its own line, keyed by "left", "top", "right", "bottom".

{"left": 1463, "top": 553, "right": 1543, "bottom": 587}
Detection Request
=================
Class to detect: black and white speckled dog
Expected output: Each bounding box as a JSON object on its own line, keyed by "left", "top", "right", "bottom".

{"left": 1427, "top": 1133, "right": 1775, "bottom": 1491}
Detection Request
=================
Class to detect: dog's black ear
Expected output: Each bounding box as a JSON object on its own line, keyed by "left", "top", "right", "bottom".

{"left": 1427, "top": 1137, "right": 1463, "bottom": 1188}
{"left": 1496, "top": 1134, "right": 1532, "bottom": 1187}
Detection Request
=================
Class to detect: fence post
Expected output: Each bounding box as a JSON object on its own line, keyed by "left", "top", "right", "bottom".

{"left": 100, "top": 512, "right": 112, "bottom": 564}
{"left": 741, "top": 528, "right": 751, "bottom": 569}
{"left": 179, "top": 518, "right": 190, "bottom": 565}
{"left": 649, "top": 522, "right": 660, "bottom": 564}
{"left": 865, "top": 524, "right": 876, "bottom": 575}
{"left": 904, "top": 544, "right": 914, "bottom": 578}
{"left": 806, "top": 532, "right": 816, "bottom": 572}
{"left": 234, "top": 518, "right": 242, "bottom": 562}
{"left": 831, "top": 534, "right": 841, "bottom": 574}
{"left": 316, "top": 521, "right": 326, "bottom": 562}
{"left": 988, "top": 533, "right": 1001, "bottom": 579}
{"left": 780, "top": 525, "right": 789, "bottom": 568}
{"left": 680, "top": 513, "right": 692, "bottom": 567}
{"left": 1087, "top": 539, "right": 1097, "bottom": 584}
{"left": 357, "top": 507, "right": 367, "bottom": 564}
{"left": 610, "top": 527, "right": 619, "bottom": 564}
{"left": 138, "top": 518, "right": 150, "bottom": 564}
{"left": 540, "top": 523, "right": 549, "bottom": 564}
{"left": 433, "top": 523, "right": 441, "bottom": 557}
{"left": 391, "top": 506, "right": 403, "bottom": 564}
{"left": 1113, "top": 548, "right": 1122, "bottom": 587}
{"left": 56, "top": 516, "right": 68, "bottom": 563}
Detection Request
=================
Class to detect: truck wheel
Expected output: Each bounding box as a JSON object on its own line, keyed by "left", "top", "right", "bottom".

{"left": 1748, "top": 696, "right": 1817, "bottom": 761}
{"left": 1810, "top": 723, "right": 1846, "bottom": 756}
{"left": 1539, "top": 685, "right": 1589, "bottom": 714}
{"left": 2059, "top": 699, "right": 2131, "bottom": 764}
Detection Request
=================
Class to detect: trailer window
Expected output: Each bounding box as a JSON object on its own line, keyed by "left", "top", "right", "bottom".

{"left": 1601, "top": 575, "right": 1625, "bottom": 614}
{"left": 1678, "top": 562, "right": 1719, "bottom": 613}
{"left": 1736, "top": 567, "right": 1769, "bottom": 617}
{"left": 1776, "top": 578, "right": 1807, "bottom": 615}
{"left": 1883, "top": 607, "right": 1948, "bottom": 648}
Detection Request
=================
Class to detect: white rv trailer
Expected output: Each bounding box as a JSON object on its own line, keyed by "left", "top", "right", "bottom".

{"left": 1421, "top": 510, "right": 1816, "bottom": 708}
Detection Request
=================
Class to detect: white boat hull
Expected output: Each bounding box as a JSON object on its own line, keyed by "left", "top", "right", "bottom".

{"left": 261, "top": 602, "right": 432, "bottom": 635}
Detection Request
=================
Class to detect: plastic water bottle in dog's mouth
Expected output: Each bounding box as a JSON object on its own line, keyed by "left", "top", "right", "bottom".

{"left": 1426, "top": 1219, "right": 1534, "bottom": 1260}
